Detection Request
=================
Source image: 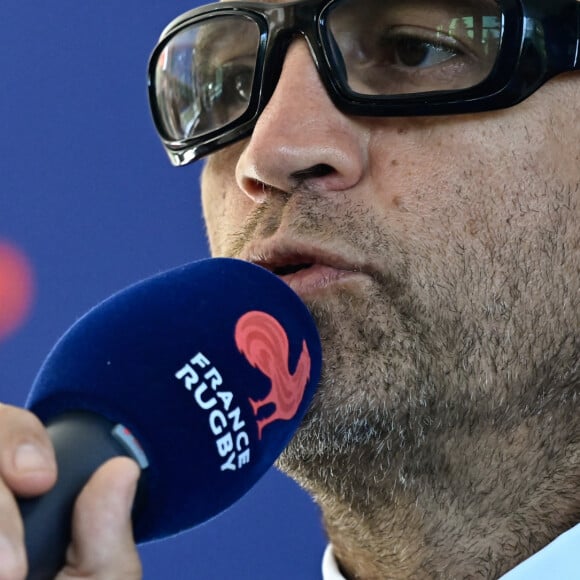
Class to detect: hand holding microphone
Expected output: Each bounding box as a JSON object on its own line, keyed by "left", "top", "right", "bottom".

{"left": 0, "top": 414, "right": 142, "bottom": 580}
{"left": 1, "top": 258, "right": 321, "bottom": 579}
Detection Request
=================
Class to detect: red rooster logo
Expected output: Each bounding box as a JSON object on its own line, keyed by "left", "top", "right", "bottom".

{"left": 235, "top": 311, "right": 311, "bottom": 439}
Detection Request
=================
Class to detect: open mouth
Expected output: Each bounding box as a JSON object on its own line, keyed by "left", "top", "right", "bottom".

{"left": 245, "top": 246, "right": 367, "bottom": 294}
{"left": 271, "top": 263, "right": 314, "bottom": 276}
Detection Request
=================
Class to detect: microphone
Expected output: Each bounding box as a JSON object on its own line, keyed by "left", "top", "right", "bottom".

{"left": 18, "top": 257, "right": 321, "bottom": 580}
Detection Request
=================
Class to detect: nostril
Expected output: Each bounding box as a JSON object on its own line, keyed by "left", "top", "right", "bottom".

{"left": 238, "top": 176, "right": 276, "bottom": 201}
{"left": 292, "top": 164, "right": 335, "bottom": 181}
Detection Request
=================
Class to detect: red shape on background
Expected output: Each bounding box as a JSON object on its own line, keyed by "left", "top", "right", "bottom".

{"left": 0, "top": 240, "right": 35, "bottom": 342}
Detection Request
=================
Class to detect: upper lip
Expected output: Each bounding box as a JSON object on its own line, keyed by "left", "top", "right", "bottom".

{"left": 237, "top": 237, "right": 370, "bottom": 278}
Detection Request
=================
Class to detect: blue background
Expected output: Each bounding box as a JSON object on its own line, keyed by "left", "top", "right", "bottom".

{"left": 1, "top": 2, "right": 326, "bottom": 577}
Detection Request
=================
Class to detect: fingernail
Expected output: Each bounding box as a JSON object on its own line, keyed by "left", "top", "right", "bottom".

{"left": 14, "top": 442, "right": 49, "bottom": 472}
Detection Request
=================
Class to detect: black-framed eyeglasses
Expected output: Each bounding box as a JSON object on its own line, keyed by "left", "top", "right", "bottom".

{"left": 147, "top": 0, "right": 579, "bottom": 166}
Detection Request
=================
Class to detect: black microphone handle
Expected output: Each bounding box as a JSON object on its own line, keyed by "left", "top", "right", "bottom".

{"left": 18, "top": 412, "right": 147, "bottom": 580}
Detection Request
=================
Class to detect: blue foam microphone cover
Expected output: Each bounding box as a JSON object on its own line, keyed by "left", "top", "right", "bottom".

{"left": 23, "top": 258, "right": 321, "bottom": 568}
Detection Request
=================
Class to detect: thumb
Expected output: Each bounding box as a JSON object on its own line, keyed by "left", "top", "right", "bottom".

{"left": 56, "top": 457, "right": 142, "bottom": 580}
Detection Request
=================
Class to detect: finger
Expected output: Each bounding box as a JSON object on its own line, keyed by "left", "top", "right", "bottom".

{"left": 0, "top": 404, "right": 57, "bottom": 497}
{"left": 58, "top": 457, "right": 142, "bottom": 580}
{"left": 0, "top": 475, "right": 27, "bottom": 580}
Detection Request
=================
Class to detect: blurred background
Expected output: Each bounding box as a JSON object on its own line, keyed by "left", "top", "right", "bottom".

{"left": 1, "top": 1, "right": 326, "bottom": 577}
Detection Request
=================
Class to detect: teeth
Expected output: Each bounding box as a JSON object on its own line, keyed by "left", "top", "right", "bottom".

{"left": 273, "top": 263, "right": 313, "bottom": 276}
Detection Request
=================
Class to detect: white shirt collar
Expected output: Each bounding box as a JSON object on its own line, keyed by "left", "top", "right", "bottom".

{"left": 322, "top": 544, "right": 346, "bottom": 579}
{"left": 322, "top": 524, "right": 580, "bottom": 579}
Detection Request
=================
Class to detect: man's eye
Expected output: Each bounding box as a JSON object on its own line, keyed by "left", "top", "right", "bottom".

{"left": 201, "top": 59, "right": 255, "bottom": 122}
{"left": 381, "top": 31, "right": 459, "bottom": 69}
{"left": 221, "top": 62, "right": 254, "bottom": 102}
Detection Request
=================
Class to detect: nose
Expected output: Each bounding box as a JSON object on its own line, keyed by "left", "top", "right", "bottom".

{"left": 235, "top": 39, "right": 368, "bottom": 202}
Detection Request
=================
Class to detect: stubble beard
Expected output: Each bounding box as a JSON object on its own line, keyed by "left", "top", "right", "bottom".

{"left": 273, "top": 185, "right": 580, "bottom": 562}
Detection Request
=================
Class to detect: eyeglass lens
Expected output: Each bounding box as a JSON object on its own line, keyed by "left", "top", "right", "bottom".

{"left": 153, "top": 0, "right": 503, "bottom": 142}
{"left": 154, "top": 16, "right": 261, "bottom": 141}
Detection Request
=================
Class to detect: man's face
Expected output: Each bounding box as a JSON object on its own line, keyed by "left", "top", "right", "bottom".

{"left": 199, "top": 38, "right": 580, "bottom": 494}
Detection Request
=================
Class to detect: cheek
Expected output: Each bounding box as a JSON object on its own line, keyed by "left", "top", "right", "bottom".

{"left": 364, "top": 106, "right": 580, "bottom": 314}
{"left": 366, "top": 108, "right": 553, "bottom": 227}
{"left": 365, "top": 117, "right": 486, "bottom": 221}
{"left": 201, "top": 149, "right": 254, "bottom": 256}
{"left": 201, "top": 158, "right": 232, "bottom": 256}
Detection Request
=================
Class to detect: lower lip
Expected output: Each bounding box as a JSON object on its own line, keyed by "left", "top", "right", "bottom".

{"left": 278, "top": 264, "right": 367, "bottom": 296}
